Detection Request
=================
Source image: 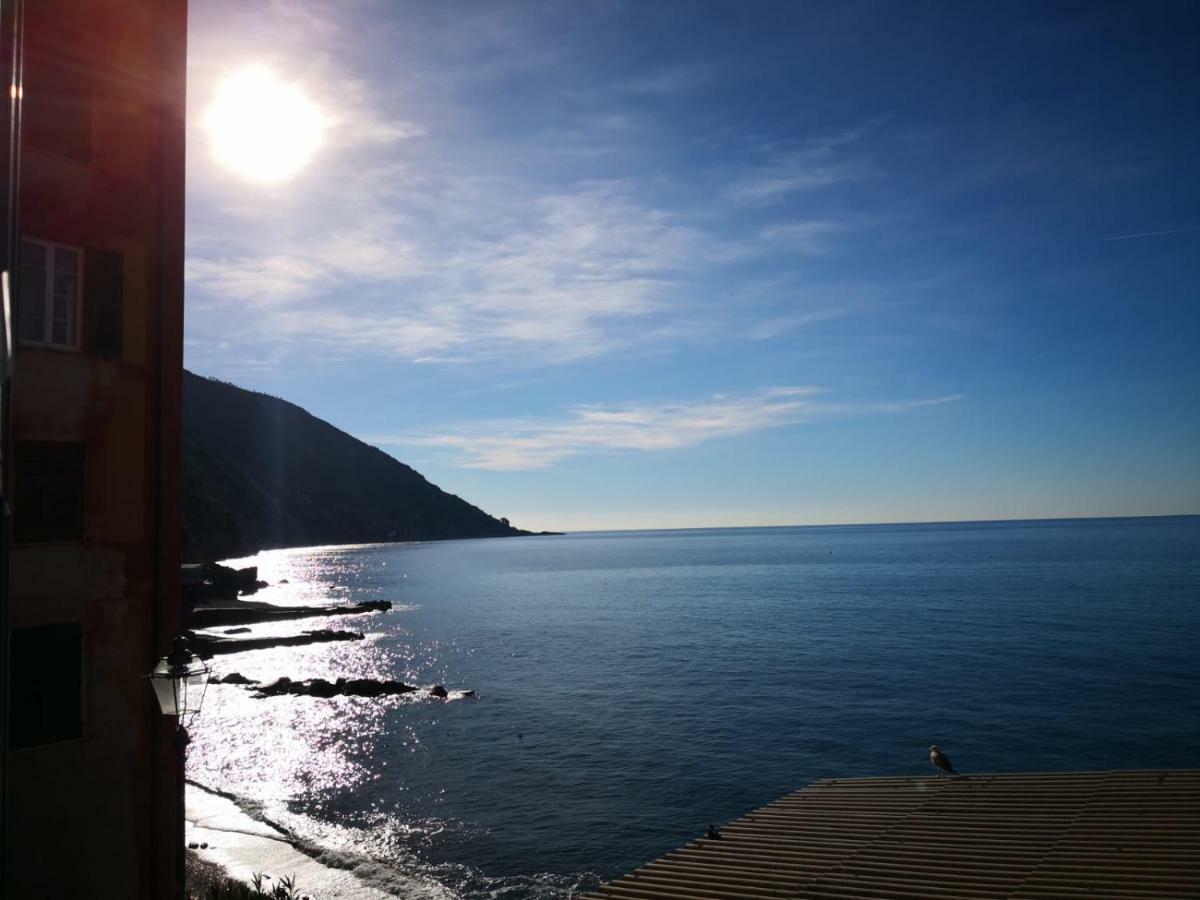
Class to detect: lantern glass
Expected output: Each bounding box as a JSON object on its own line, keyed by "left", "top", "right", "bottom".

{"left": 148, "top": 647, "right": 210, "bottom": 721}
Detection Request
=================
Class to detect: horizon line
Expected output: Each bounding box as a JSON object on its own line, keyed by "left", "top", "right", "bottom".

{"left": 551, "top": 511, "right": 1199, "bottom": 535}
{"left": 217, "top": 512, "right": 1198, "bottom": 560}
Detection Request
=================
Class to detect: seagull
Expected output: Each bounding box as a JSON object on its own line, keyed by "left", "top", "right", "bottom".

{"left": 929, "top": 745, "right": 958, "bottom": 777}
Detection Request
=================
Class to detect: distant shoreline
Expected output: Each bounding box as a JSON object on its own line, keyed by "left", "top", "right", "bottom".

{"left": 209, "top": 513, "right": 1198, "bottom": 562}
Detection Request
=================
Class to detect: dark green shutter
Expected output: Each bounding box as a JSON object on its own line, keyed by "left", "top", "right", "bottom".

{"left": 85, "top": 247, "right": 123, "bottom": 358}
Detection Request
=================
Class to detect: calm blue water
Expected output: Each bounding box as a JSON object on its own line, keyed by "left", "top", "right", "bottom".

{"left": 189, "top": 517, "right": 1200, "bottom": 897}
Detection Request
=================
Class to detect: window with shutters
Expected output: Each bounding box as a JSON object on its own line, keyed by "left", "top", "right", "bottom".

{"left": 84, "top": 247, "right": 124, "bottom": 358}
{"left": 9, "top": 624, "right": 83, "bottom": 749}
{"left": 18, "top": 238, "right": 81, "bottom": 349}
{"left": 14, "top": 441, "right": 85, "bottom": 543}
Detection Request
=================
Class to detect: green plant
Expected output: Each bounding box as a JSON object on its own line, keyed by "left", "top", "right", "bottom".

{"left": 189, "top": 872, "right": 307, "bottom": 900}
{"left": 251, "top": 873, "right": 303, "bottom": 900}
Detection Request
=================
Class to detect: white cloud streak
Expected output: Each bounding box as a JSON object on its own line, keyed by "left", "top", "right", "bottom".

{"left": 367, "top": 388, "right": 962, "bottom": 470}
{"left": 622, "top": 64, "right": 713, "bottom": 95}
{"left": 1105, "top": 226, "right": 1200, "bottom": 241}
{"left": 185, "top": 3, "right": 874, "bottom": 372}
{"left": 189, "top": 179, "right": 710, "bottom": 363}
{"left": 727, "top": 127, "right": 877, "bottom": 205}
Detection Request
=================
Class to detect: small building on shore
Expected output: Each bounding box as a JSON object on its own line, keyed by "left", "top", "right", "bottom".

{"left": 1, "top": 1, "right": 188, "bottom": 896}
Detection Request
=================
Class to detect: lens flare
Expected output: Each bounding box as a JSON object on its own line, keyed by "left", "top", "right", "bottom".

{"left": 204, "top": 66, "right": 325, "bottom": 184}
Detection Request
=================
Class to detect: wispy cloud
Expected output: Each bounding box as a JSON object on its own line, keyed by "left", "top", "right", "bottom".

{"left": 367, "top": 388, "right": 961, "bottom": 469}
{"left": 189, "top": 178, "right": 711, "bottom": 363}
{"left": 184, "top": 2, "right": 868, "bottom": 373}
{"left": 1105, "top": 226, "right": 1200, "bottom": 241}
{"left": 758, "top": 220, "right": 848, "bottom": 254}
{"left": 623, "top": 64, "right": 713, "bottom": 95}
{"left": 741, "top": 307, "right": 848, "bottom": 340}
{"left": 726, "top": 125, "right": 878, "bottom": 205}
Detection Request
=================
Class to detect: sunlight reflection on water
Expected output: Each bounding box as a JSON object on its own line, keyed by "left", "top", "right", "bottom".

{"left": 186, "top": 545, "right": 515, "bottom": 895}
{"left": 187, "top": 523, "right": 1200, "bottom": 899}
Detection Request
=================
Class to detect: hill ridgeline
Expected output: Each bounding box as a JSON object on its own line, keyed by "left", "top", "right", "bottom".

{"left": 182, "top": 371, "right": 530, "bottom": 561}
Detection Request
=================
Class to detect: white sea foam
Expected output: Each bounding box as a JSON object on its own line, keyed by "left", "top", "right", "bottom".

{"left": 187, "top": 783, "right": 458, "bottom": 899}
{"left": 187, "top": 782, "right": 597, "bottom": 900}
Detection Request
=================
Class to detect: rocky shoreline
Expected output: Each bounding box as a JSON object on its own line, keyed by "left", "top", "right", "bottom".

{"left": 189, "top": 599, "right": 392, "bottom": 629}
{"left": 186, "top": 561, "right": 475, "bottom": 700}
{"left": 190, "top": 628, "right": 365, "bottom": 657}
{"left": 211, "top": 672, "right": 475, "bottom": 700}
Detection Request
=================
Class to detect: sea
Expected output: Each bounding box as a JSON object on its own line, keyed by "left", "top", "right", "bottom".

{"left": 186, "top": 516, "right": 1200, "bottom": 898}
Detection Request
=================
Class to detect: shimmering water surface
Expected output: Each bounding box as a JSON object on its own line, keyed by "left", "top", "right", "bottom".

{"left": 188, "top": 517, "right": 1200, "bottom": 897}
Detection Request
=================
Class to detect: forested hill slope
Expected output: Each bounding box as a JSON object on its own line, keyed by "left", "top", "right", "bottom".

{"left": 182, "top": 371, "right": 528, "bottom": 561}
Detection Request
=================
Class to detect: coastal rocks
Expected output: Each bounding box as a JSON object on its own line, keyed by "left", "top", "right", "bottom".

{"left": 189, "top": 628, "right": 364, "bottom": 658}
{"left": 222, "top": 627, "right": 251, "bottom": 635}
{"left": 253, "top": 677, "right": 419, "bottom": 699}
{"left": 188, "top": 599, "right": 392, "bottom": 630}
{"left": 183, "top": 562, "right": 265, "bottom": 604}
{"left": 211, "top": 672, "right": 254, "bottom": 685}
{"left": 229, "top": 676, "right": 476, "bottom": 701}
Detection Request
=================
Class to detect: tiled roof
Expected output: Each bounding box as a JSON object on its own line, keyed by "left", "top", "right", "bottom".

{"left": 582, "top": 770, "right": 1200, "bottom": 899}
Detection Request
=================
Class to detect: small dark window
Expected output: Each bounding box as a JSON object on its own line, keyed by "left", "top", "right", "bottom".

{"left": 14, "top": 441, "right": 84, "bottom": 543}
{"left": 9, "top": 623, "right": 83, "bottom": 749}
{"left": 84, "top": 247, "right": 124, "bottom": 358}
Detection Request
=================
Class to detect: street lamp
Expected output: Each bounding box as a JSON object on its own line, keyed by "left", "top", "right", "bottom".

{"left": 148, "top": 636, "right": 210, "bottom": 726}
{"left": 148, "top": 635, "right": 210, "bottom": 899}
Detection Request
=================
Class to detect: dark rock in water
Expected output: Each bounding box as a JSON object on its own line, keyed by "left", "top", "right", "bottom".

{"left": 343, "top": 678, "right": 418, "bottom": 697}
{"left": 188, "top": 599, "right": 392, "bottom": 630}
{"left": 305, "top": 679, "right": 339, "bottom": 698}
{"left": 188, "top": 629, "right": 364, "bottom": 658}
{"left": 247, "top": 676, "right": 426, "bottom": 699}
{"left": 213, "top": 672, "right": 254, "bottom": 685}
{"left": 188, "top": 842, "right": 199, "bottom": 850}
{"left": 183, "top": 562, "right": 263, "bottom": 604}
{"left": 256, "top": 677, "right": 293, "bottom": 696}
{"left": 430, "top": 685, "right": 449, "bottom": 698}
{"left": 279, "top": 579, "right": 290, "bottom": 584}
{"left": 223, "top": 627, "right": 251, "bottom": 635}
{"left": 343, "top": 678, "right": 386, "bottom": 697}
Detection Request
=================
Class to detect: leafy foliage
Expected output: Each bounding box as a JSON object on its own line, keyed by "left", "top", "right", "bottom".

{"left": 190, "top": 872, "right": 309, "bottom": 900}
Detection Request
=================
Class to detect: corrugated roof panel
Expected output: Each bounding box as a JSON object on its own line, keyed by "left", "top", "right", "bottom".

{"left": 581, "top": 770, "right": 1200, "bottom": 899}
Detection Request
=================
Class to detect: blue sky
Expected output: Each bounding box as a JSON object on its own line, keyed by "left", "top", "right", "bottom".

{"left": 184, "top": 1, "right": 1200, "bottom": 531}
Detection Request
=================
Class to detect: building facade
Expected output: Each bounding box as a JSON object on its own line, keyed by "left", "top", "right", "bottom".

{"left": 3, "top": 1, "right": 187, "bottom": 897}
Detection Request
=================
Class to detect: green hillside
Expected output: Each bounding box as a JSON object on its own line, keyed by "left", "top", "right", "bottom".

{"left": 182, "top": 371, "right": 527, "bottom": 561}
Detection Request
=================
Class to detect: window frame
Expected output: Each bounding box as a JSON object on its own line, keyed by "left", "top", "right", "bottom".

{"left": 13, "top": 439, "right": 86, "bottom": 544}
{"left": 18, "top": 237, "right": 84, "bottom": 351}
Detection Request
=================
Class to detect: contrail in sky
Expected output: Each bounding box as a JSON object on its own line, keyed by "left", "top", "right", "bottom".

{"left": 1105, "top": 225, "right": 1200, "bottom": 241}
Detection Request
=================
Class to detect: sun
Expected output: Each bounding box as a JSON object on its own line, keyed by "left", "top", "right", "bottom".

{"left": 204, "top": 66, "right": 325, "bottom": 184}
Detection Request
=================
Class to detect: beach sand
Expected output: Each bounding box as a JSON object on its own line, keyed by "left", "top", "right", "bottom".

{"left": 186, "top": 784, "right": 452, "bottom": 899}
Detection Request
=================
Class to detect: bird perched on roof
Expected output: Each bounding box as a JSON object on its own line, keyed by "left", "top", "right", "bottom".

{"left": 929, "top": 745, "right": 958, "bottom": 776}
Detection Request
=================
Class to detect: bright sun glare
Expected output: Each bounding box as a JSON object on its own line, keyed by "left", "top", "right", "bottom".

{"left": 204, "top": 66, "right": 325, "bottom": 184}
